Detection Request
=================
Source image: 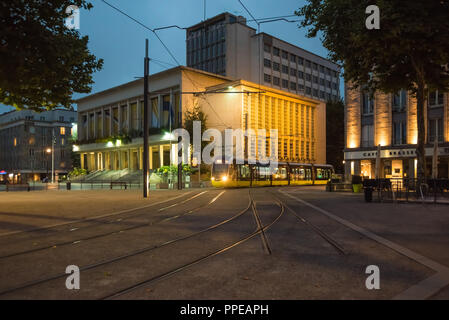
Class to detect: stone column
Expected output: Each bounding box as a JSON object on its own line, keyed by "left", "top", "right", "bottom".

{"left": 149, "top": 146, "right": 153, "bottom": 170}
{"left": 345, "top": 83, "right": 361, "bottom": 149}
{"left": 159, "top": 144, "right": 164, "bottom": 167}
{"left": 374, "top": 92, "right": 392, "bottom": 147}
{"left": 80, "top": 153, "right": 85, "bottom": 170}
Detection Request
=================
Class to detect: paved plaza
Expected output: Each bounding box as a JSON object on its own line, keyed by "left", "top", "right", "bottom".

{"left": 0, "top": 186, "right": 448, "bottom": 299}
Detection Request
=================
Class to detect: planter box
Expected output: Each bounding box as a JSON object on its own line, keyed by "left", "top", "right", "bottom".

{"left": 352, "top": 184, "right": 363, "bottom": 193}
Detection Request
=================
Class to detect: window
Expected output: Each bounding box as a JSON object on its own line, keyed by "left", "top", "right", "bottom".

{"left": 313, "top": 89, "right": 318, "bottom": 97}
{"left": 313, "top": 76, "right": 318, "bottom": 84}
{"left": 319, "top": 65, "right": 324, "bottom": 73}
{"left": 59, "top": 116, "right": 64, "bottom": 122}
{"left": 298, "top": 84, "right": 304, "bottom": 91}
{"left": 61, "top": 138, "right": 65, "bottom": 146}
{"left": 393, "top": 121, "right": 407, "bottom": 145}
{"left": 282, "top": 51, "right": 288, "bottom": 59}
{"left": 320, "top": 78, "right": 325, "bottom": 86}
{"left": 273, "top": 77, "right": 280, "bottom": 86}
{"left": 392, "top": 90, "right": 407, "bottom": 112}
{"left": 264, "top": 44, "right": 271, "bottom": 53}
{"left": 282, "top": 65, "right": 289, "bottom": 73}
{"left": 264, "top": 58, "right": 271, "bottom": 68}
{"left": 273, "top": 62, "right": 280, "bottom": 71}
{"left": 361, "top": 125, "right": 374, "bottom": 147}
{"left": 429, "top": 90, "right": 444, "bottom": 107}
{"left": 60, "top": 127, "right": 66, "bottom": 135}
{"left": 305, "top": 60, "right": 311, "bottom": 68}
{"left": 305, "top": 74, "right": 312, "bottom": 81}
{"left": 362, "top": 92, "right": 374, "bottom": 115}
{"left": 428, "top": 118, "right": 444, "bottom": 142}
{"left": 264, "top": 73, "right": 271, "bottom": 83}
{"left": 290, "top": 54, "right": 296, "bottom": 63}
{"left": 305, "top": 87, "right": 312, "bottom": 94}
{"left": 290, "top": 68, "right": 297, "bottom": 77}
{"left": 40, "top": 116, "right": 45, "bottom": 121}
{"left": 297, "top": 57, "right": 304, "bottom": 65}
{"left": 312, "top": 63, "right": 318, "bottom": 70}
{"left": 319, "top": 91, "right": 325, "bottom": 99}
{"left": 298, "top": 71, "right": 304, "bottom": 78}
{"left": 282, "top": 79, "right": 289, "bottom": 88}
{"left": 290, "top": 82, "right": 297, "bottom": 90}
{"left": 273, "top": 47, "right": 280, "bottom": 56}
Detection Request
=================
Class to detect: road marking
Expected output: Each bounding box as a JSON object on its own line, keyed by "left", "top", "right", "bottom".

{"left": 0, "top": 191, "right": 193, "bottom": 237}
{"left": 280, "top": 189, "right": 449, "bottom": 300}
{"left": 158, "top": 191, "right": 208, "bottom": 212}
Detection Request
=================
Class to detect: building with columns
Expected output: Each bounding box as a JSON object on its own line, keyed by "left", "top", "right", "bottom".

{"left": 344, "top": 85, "right": 449, "bottom": 180}
{"left": 75, "top": 66, "right": 326, "bottom": 173}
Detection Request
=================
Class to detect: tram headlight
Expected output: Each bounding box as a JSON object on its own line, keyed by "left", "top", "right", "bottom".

{"left": 211, "top": 177, "right": 215, "bottom": 181}
{"left": 222, "top": 175, "right": 228, "bottom": 182}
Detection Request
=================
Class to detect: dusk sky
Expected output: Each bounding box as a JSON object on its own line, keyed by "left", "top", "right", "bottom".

{"left": 0, "top": 0, "right": 343, "bottom": 113}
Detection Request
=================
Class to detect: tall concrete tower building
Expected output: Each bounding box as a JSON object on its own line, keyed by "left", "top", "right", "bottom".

{"left": 186, "top": 12, "right": 341, "bottom": 103}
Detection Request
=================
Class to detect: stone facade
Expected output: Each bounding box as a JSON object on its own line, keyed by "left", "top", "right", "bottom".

{"left": 0, "top": 109, "right": 76, "bottom": 183}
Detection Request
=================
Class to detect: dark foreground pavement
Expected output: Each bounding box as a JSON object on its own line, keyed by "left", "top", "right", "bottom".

{"left": 0, "top": 187, "right": 447, "bottom": 299}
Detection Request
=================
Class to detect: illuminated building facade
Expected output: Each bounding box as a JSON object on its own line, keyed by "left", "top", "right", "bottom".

{"left": 344, "top": 85, "right": 449, "bottom": 180}
{"left": 75, "top": 67, "right": 325, "bottom": 172}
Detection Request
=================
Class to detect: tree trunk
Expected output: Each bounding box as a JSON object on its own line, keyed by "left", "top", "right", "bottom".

{"left": 416, "top": 83, "right": 427, "bottom": 182}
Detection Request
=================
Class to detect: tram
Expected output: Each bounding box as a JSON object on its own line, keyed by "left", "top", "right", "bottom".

{"left": 211, "top": 160, "right": 333, "bottom": 188}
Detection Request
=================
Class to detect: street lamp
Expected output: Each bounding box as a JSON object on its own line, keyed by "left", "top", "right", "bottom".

{"left": 46, "top": 147, "right": 54, "bottom": 183}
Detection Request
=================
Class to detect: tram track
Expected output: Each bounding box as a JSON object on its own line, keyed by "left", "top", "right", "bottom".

{"left": 0, "top": 191, "right": 195, "bottom": 239}
{"left": 273, "top": 189, "right": 347, "bottom": 255}
{"left": 101, "top": 190, "right": 284, "bottom": 300}
{"left": 0, "top": 190, "right": 220, "bottom": 260}
{"left": 0, "top": 190, "right": 254, "bottom": 297}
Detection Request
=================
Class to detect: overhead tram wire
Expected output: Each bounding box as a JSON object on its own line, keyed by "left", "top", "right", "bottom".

{"left": 100, "top": 0, "right": 232, "bottom": 128}
{"left": 99, "top": 1, "right": 296, "bottom": 128}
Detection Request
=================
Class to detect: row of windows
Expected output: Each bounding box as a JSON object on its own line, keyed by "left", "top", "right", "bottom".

{"left": 23, "top": 115, "right": 75, "bottom": 122}
{"left": 362, "top": 90, "right": 445, "bottom": 115}
{"left": 264, "top": 59, "right": 338, "bottom": 89}
{"left": 188, "top": 42, "right": 226, "bottom": 65}
{"left": 263, "top": 74, "right": 338, "bottom": 100}
{"left": 190, "top": 56, "right": 226, "bottom": 75}
{"left": 263, "top": 44, "right": 338, "bottom": 77}
{"left": 360, "top": 118, "right": 444, "bottom": 148}
{"left": 187, "top": 23, "right": 226, "bottom": 51}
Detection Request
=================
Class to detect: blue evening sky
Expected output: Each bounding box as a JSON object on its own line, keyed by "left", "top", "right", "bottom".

{"left": 0, "top": 0, "right": 343, "bottom": 114}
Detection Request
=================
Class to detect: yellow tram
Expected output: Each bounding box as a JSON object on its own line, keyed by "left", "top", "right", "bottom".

{"left": 211, "top": 160, "right": 333, "bottom": 188}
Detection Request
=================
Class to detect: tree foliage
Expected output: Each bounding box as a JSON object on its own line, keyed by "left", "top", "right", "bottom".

{"left": 183, "top": 104, "right": 208, "bottom": 145}
{"left": 0, "top": 0, "right": 103, "bottom": 111}
{"left": 296, "top": 1, "right": 449, "bottom": 179}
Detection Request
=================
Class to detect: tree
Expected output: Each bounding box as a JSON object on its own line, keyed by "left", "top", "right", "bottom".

{"left": 0, "top": 1, "right": 103, "bottom": 111}
{"left": 296, "top": 1, "right": 449, "bottom": 180}
{"left": 326, "top": 98, "right": 345, "bottom": 173}
{"left": 183, "top": 104, "right": 208, "bottom": 175}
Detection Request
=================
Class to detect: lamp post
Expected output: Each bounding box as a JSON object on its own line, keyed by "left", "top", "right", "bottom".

{"left": 46, "top": 148, "right": 51, "bottom": 181}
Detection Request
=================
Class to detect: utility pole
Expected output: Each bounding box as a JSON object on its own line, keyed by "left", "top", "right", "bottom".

{"left": 143, "top": 39, "right": 150, "bottom": 198}
{"left": 51, "top": 128, "right": 55, "bottom": 183}
{"left": 177, "top": 105, "right": 182, "bottom": 190}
